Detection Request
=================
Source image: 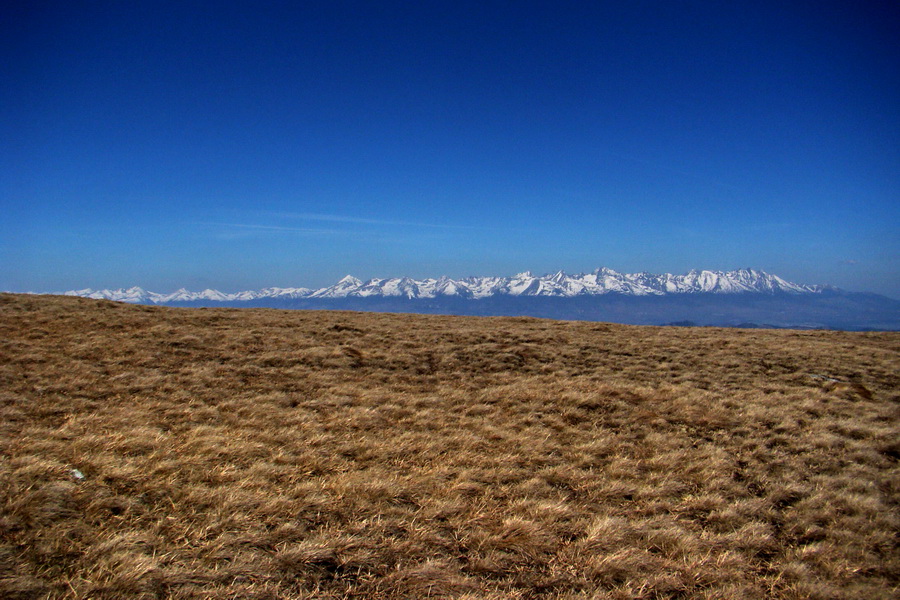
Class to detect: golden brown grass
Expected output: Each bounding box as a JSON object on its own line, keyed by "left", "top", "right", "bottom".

{"left": 1, "top": 293, "right": 898, "bottom": 599}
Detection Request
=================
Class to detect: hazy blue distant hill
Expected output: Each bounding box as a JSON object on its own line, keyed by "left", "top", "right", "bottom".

{"left": 162, "top": 289, "right": 900, "bottom": 331}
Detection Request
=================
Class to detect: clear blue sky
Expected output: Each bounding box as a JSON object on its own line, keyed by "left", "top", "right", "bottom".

{"left": 3, "top": 1, "right": 898, "bottom": 296}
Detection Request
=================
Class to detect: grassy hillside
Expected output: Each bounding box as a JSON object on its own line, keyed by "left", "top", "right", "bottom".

{"left": 1, "top": 293, "right": 898, "bottom": 599}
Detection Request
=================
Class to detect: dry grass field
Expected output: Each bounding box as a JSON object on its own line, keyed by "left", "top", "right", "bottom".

{"left": 1, "top": 293, "right": 898, "bottom": 599}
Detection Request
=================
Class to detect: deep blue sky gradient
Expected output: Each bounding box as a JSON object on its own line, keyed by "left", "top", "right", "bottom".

{"left": 3, "top": 1, "right": 899, "bottom": 296}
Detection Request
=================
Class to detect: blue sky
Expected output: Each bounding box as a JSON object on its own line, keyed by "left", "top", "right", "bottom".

{"left": 3, "top": 1, "right": 899, "bottom": 296}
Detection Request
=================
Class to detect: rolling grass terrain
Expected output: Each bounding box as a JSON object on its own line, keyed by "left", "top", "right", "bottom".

{"left": 1, "top": 293, "right": 898, "bottom": 599}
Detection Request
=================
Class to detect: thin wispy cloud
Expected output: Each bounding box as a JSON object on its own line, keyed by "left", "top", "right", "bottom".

{"left": 207, "top": 222, "right": 345, "bottom": 234}
{"left": 199, "top": 221, "right": 450, "bottom": 244}
{"left": 263, "top": 212, "right": 479, "bottom": 230}
{"left": 199, "top": 222, "right": 356, "bottom": 241}
{"left": 748, "top": 222, "right": 794, "bottom": 232}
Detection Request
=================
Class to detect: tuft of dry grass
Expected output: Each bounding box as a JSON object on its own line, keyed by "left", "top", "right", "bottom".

{"left": 1, "top": 293, "right": 898, "bottom": 599}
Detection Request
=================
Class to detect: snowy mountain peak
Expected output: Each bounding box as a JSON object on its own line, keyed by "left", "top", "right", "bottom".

{"left": 61, "top": 268, "right": 824, "bottom": 304}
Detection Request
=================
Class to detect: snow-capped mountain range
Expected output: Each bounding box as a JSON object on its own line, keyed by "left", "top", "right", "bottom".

{"left": 64, "top": 268, "right": 822, "bottom": 304}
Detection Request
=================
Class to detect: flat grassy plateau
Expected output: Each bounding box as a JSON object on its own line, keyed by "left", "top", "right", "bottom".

{"left": 1, "top": 293, "right": 898, "bottom": 599}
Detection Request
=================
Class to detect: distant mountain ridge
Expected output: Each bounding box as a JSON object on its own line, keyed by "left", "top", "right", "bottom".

{"left": 64, "top": 268, "right": 822, "bottom": 303}
{"left": 46, "top": 268, "right": 900, "bottom": 330}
